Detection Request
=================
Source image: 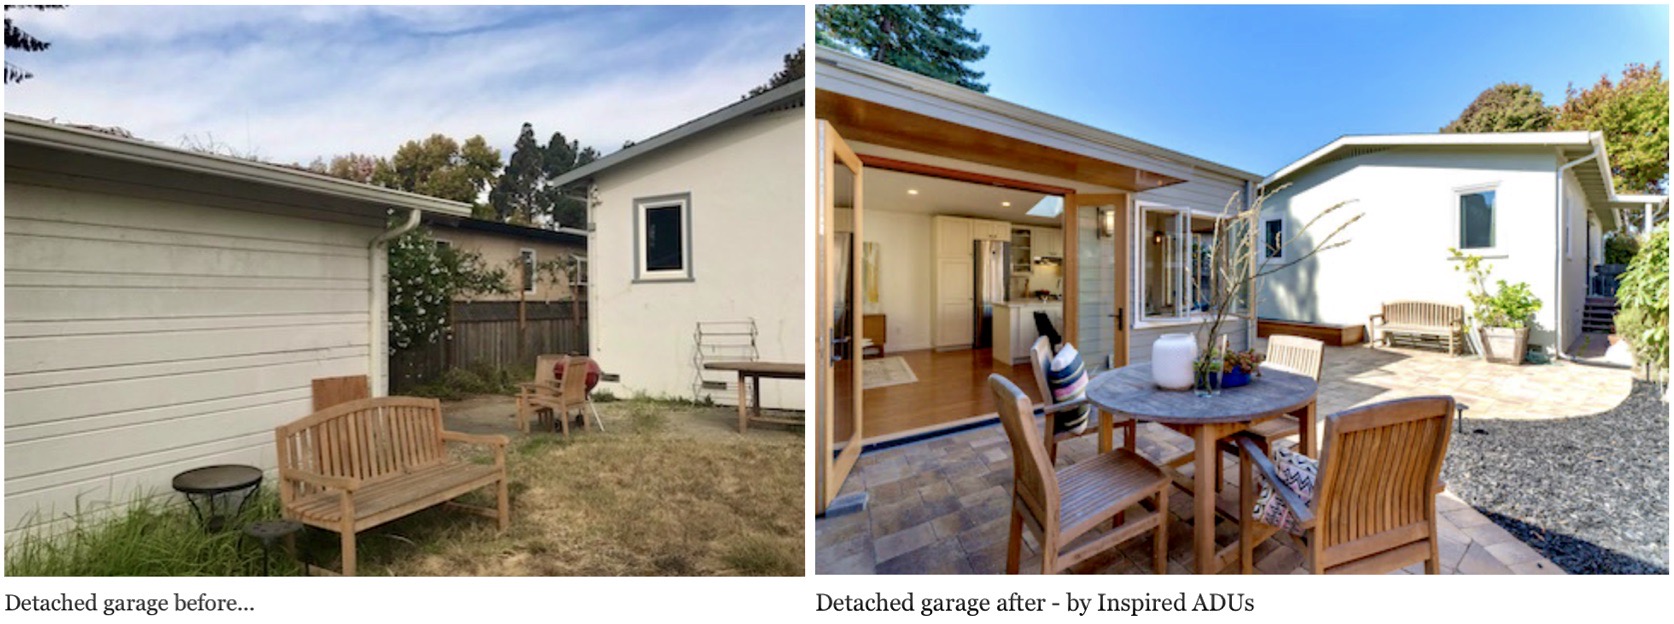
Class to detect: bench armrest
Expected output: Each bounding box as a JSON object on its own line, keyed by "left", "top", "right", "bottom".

{"left": 441, "top": 430, "right": 509, "bottom": 447}
{"left": 518, "top": 381, "right": 563, "bottom": 395}
{"left": 279, "top": 468, "right": 360, "bottom": 492}
{"left": 1368, "top": 313, "right": 1383, "bottom": 326}
{"left": 1236, "top": 436, "right": 1314, "bottom": 528}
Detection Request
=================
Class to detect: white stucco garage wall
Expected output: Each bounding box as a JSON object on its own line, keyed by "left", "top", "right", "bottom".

{"left": 4, "top": 170, "right": 386, "bottom": 537}
{"left": 1257, "top": 147, "right": 1563, "bottom": 351}
{"left": 586, "top": 107, "right": 804, "bottom": 409}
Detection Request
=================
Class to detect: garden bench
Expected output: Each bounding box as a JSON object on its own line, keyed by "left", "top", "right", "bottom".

{"left": 1369, "top": 301, "right": 1465, "bottom": 355}
{"left": 274, "top": 397, "right": 509, "bottom": 576}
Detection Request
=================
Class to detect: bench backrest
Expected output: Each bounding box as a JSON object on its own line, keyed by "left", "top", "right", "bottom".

{"left": 275, "top": 397, "right": 447, "bottom": 497}
{"left": 1382, "top": 301, "right": 1463, "bottom": 327}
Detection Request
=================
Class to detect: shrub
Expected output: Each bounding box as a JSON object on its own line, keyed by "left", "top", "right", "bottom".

{"left": 1616, "top": 227, "right": 1668, "bottom": 377}
{"left": 1451, "top": 248, "right": 1543, "bottom": 328}
{"left": 1604, "top": 232, "right": 1641, "bottom": 265}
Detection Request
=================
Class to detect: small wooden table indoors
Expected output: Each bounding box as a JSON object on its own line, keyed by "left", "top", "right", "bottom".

{"left": 1085, "top": 364, "right": 1318, "bottom": 574}
{"left": 702, "top": 361, "right": 806, "bottom": 433}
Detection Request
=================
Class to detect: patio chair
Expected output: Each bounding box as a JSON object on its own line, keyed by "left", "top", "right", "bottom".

{"left": 517, "top": 355, "right": 600, "bottom": 436}
{"left": 1029, "top": 336, "right": 1135, "bottom": 464}
{"left": 989, "top": 374, "right": 1170, "bottom": 575}
{"left": 1215, "top": 334, "right": 1324, "bottom": 486}
{"left": 1235, "top": 395, "right": 1454, "bottom": 574}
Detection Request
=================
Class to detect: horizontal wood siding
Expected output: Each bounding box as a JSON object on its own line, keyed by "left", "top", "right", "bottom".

{"left": 4, "top": 180, "right": 380, "bottom": 536}
{"left": 389, "top": 301, "right": 589, "bottom": 392}
{"left": 1127, "top": 322, "right": 1250, "bottom": 368}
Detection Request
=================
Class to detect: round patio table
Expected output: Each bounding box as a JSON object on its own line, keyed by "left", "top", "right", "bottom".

{"left": 1085, "top": 364, "right": 1318, "bottom": 574}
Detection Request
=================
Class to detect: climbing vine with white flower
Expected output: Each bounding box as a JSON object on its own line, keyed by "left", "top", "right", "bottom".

{"left": 387, "top": 225, "right": 511, "bottom": 354}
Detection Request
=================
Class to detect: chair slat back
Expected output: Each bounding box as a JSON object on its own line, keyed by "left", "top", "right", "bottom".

{"left": 1314, "top": 396, "right": 1454, "bottom": 552}
{"left": 534, "top": 355, "right": 563, "bottom": 386}
{"left": 1264, "top": 335, "right": 1325, "bottom": 381}
{"left": 275, "top": 397, "right": 446, "bottom": 499}
{"left": 560, "top": 358, "right": 589, "bottom": 405}
{"left": 988, "top": 374, "right": 1058, "bottom": 528}
{"left": 1384, "top": 301, "right": 1462, "bottom": 326}
{"left": 1028, "top": 336, "right": 1053, "bottom": 404}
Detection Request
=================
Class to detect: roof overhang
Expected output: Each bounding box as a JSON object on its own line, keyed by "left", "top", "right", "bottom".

{"left": 4, "top": 114, "right": 472, "bottom": 217}
{"left": 421, "top": 212, "right": 587, "bottom": 246}
{"left": 814, "top": 52, "right": 1261, "bottom": 193}
{"left": 553, "top": 78, "right": 805, "bottom": 189}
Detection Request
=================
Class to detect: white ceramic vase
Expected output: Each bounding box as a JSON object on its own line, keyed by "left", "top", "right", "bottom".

{"left": 1152, "top": 333, "right": 1197, "bottom": 391}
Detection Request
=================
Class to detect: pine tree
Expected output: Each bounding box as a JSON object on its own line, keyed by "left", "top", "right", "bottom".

{"left": 489, "top": 123, "right": 546, "bottom": 224}
{"left": 746, "top": 45, "right": 804, "bottom": 98}
{"left": 816, "top": 5, "right": 989, "bottom": 93}
{"left": 5, "top": 5, "right": 64, "bottom": 84}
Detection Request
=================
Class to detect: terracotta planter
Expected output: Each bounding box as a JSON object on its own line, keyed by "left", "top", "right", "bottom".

{"left": 1478, "top": 326, "right": 1529, "bottom": 365}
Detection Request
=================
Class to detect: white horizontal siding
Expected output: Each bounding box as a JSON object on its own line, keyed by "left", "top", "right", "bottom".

{"left": 4, "top": 179, "right": 380, "bottom": 536}
{"left": 1128, "top": 322, "right": 1250, "bottom": 367}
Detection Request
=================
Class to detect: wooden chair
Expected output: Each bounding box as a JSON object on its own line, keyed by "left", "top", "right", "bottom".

{"left": 1235, "top": 395, "right": 1454, "bottom": 574}
{"left": 312, "top": 375, "right": 371, "bottom": 412}
{"left": 1029, "top": 336, "right": 1135, "bottom": 464}
{"left": 517, "top": 356, "right": 596, "bottom": 437}
{"left": 989, "top": 374, "right": 1170, "bottom": 574}
{"left": 1214, "top": 334, "right": 1325, "bottom": 487}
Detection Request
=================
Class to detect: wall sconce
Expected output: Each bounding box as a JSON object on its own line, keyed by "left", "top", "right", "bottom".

{"left": 1097, "top": 207, "right": 1115, "bottom": 238}
{"left": 1152, "top": 230, "right": 1165, "bottom": 245}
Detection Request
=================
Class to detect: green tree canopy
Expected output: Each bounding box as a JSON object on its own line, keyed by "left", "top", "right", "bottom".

{"left": 373, "top": 134, "right": 502, "bottom": 207}
{"left": 1555, "top": 63, "right": 1670, "bottom": 194}
{"left": 488, "top": 123, "right": 601, "bottom": 228}
{"left": 1440, "top": 83, "right": 1555, "bottom": 134}
{"left": 5, "top": 5, "right": 63, "bottom": 84}
{"left": 816, "top": 4, "right": 989, "bottom": 93}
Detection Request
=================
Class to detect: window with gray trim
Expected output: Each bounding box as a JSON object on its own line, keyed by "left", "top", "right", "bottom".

{"left": 1458, "top": 190, "right": 1495, "bottom": 249}
{"left": 635, "top": 194, "right": 692, "bottom": 281}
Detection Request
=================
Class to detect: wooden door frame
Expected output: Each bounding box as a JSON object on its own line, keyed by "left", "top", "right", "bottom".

{"left": 816, "top": 121, "right": 865, "bottom": 516}
{"left": 1063, "top": 193, "right": 1131, "bottom": 367}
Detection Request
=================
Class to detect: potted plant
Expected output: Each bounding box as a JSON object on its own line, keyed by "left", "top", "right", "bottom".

{"left": 1451, "top": 248, "right": 1543, "bottom": 365}
{"left": 1221, "top": 349, "right": 1264, "bottom": 388}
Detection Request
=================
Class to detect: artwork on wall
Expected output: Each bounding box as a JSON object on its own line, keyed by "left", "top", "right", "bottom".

{"left": 863, "top": 242, "right": 880, "bottom": 305}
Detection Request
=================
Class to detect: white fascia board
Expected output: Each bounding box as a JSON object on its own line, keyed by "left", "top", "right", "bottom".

{"left": 817, "top": 55, "right": 1262, "bottom": 184}
{"left": 5, "top": 115, "right": 471, "bottom": 216}
{"left": 1263, "top": 131, "right": 1598, "bottom": 188}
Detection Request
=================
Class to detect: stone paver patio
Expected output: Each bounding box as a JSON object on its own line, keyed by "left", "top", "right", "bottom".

{"left": 815, "top": 341, "right": 1627, "bottom": 575}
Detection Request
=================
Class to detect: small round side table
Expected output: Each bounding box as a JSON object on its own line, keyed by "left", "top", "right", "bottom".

{"left": 171, "top": 464, "right": 262, "bottom": 531}
{"left": 242, "top": 520, "right": 304, "bottom": 576}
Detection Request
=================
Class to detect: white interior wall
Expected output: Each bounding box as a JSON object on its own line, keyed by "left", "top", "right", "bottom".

{"left": 835, "top": 208, "right": 934, "bottom": 352}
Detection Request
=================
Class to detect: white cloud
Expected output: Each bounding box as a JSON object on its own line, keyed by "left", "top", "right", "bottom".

{"left": 5, "top": 5, "right": 804, "bottom": 164}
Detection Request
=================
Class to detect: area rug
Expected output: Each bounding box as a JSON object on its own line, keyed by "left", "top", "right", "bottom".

{"left": 863, "top": 356, "right": 918, "bottom": 390}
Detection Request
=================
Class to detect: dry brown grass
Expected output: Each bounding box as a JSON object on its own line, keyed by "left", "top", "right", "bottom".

{"left": 313, "top": 399, "right": 804, "bottom": 576}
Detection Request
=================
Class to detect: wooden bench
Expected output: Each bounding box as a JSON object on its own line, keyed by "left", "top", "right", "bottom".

{"left": 1369, "top": 301, "right": 1465, "bottom": 355}
{"left": 274, "top": 397, "right": 509, "bottom": 576}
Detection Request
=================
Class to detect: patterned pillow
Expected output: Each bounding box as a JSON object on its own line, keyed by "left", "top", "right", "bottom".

{"left": 1250, "top": 446, "right": 1318, "bottom": 534}
{"left": 1045, "top": 343, "right": 1090, "bottom": 435}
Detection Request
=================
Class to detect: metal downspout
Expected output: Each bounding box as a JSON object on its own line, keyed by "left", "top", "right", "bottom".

{"left": 370, "top": 208, "right": 423, "bottom": 395}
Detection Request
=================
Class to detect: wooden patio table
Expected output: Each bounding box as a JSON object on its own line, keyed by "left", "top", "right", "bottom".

{"left": 1085, "top": 364, "right": 1318, "bottom": 574}
{"left": 702, "top": 361, "right": 805, "bottom": 433}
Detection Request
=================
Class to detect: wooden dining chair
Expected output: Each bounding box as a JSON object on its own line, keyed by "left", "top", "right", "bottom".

{"left": 1235, "top": 395, "right": 1454, "bottom": 574}
{"left": 1214, "top": 334, "right": 1325, "bottom": 488}
{"left": 989, "top": 374, "right": 1171, "bottom": 574}
{"left": 1029, "top": 337, "right": 1136, "bottom": 464}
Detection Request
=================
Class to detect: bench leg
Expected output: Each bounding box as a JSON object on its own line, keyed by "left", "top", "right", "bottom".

{"left": 340, "top": 527, "right": 356, "bottom": 577}
{"left": 497, "top": 477, "right": 510, "bottom": 533}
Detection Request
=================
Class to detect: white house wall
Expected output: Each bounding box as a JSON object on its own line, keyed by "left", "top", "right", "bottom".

{"left": 1257, "top": 148, "right": 1562, "bottom": 351}
{"left": 588, "top": 108, "right": 804, "bottom": 409}
{"left": 1559, "top": 166, "right": 1593, "bottom": 351}
{"left": 4, "top": 177, "right": 382, "bottom": 537}
{"left": 835, "top": 208, "right": 934, "bottom": 352}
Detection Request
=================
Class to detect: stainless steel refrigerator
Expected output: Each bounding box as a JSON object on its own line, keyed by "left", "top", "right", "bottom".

{"left": 972, "top": 239, "right": 1011, "bottom": 348}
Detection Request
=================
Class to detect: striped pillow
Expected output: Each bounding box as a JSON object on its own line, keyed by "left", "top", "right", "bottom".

{"left": 1046, "top": 344, "right": 1090, "bottom": 435}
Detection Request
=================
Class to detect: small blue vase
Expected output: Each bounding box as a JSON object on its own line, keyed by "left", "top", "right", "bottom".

{"left": 1222, "top": 369, "right": 1251, "bottom": 388}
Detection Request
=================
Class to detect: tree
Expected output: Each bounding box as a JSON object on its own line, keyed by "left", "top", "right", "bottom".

{"left": 1554, "top": 63, "right": 1670, "bottom": 195}
{"left": 539, "top": 130, "right": 599, "bottom": 229}
{"left": 746, "top": 45, "right": 805, "bottom": 98}
{"left": 488, "top": 123, "right": 546, "bottom": 224}
{"left": 1614, "top": 226, "right": 1668, "bottom": 382}
{"left": 5, "top": 5, "right": 62, "bottom": 84}
{"left": 374, "top": 134, "right": 502, "bottom": 206}
{"left": 816, "top": 4, "right": 989, "bottom": 93}
{"left": 1440, "top": 83, "right": 1554, "bottom": 134}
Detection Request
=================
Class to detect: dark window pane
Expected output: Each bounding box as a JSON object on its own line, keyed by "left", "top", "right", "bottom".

{"left": 645, "top": 205, "right": 684, "bottom": 272}
{"left": 521, "top": 250, "right": 535, "bottom": 291}
{"left": 1264, "top": 219, "right": 1283, "bottom": 258}
{"left": 1460, "top": 191, "right": 1494, "bottom": 249}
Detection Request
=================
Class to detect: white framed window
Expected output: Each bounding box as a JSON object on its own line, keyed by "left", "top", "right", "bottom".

{"left": 634, "top": 193, "right": 692, "bottom": 282}
{"left": 519, "top": 248, "right": 537, "bottom": 295}
{"left": 1263, "top": 218, "right": 1285, "bottom": 260}
{"left": 571, "top": 254, "right": 589, "bottom": 288}
{"left": 1136, "top": 202, "right": 1235, "bottom": 324}
{"left": 1455, "top": 183, "right": 1498, "bottom": 252}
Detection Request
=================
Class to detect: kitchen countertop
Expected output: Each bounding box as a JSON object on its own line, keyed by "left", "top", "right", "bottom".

{"left": 998, "top": 299, "right": 1063, "bottom": 307}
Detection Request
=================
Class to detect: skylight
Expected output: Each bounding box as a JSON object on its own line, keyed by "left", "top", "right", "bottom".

{"left": 1025, "top": 196, "right": 1063, "bottom": 218}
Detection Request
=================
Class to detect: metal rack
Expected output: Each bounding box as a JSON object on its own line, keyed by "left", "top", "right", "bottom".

{"left": 692, "top": 319, "right": 759, "bottom": 405}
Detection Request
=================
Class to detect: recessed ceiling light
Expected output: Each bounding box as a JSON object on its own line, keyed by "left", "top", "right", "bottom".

{"left": 1001, "top": 201, "right": 1011, "bottom": 207}
{"left": 907, "top": 189, "right": 919, "bottom": 195}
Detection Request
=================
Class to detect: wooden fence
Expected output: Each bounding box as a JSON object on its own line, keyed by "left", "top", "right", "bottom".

{"left": 390, "top": 300, "right": 588, "bottom": 393}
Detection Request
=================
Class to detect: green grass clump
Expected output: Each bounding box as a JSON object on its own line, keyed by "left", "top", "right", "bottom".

{"left": 6, "top": 492, "right": 299, "bottom": 577}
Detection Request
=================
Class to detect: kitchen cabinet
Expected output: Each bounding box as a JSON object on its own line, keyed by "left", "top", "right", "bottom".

{"left": 935, "top": 216, "right": 973, "bottom": 258}
{"left": 1036, "top": 228, "right": 1063, "bottom": 259}
{"left": 992, "top": 300, "right": 1065, "bottom": 365}
{"left": 930, "top": 215, "right": 1011, "bottom": 349}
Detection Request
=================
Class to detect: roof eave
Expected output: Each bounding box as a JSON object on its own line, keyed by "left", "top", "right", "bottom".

{"left": 1263, "top": 132, "right": 1599, "bottom": 188}
{"left": 4, "top": 115, "right": 472, "bottom": 216}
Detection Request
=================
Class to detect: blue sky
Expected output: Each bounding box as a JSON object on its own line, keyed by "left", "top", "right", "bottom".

{"left": 3, "top": 5, "right": 804, "bottom": 165}
{"left": 960, "top": 4, "right": 1669, "bottom": 176}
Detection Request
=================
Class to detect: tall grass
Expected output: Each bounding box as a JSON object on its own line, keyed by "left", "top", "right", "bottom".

{"left": 6, "top": 492, "right": 301, "bottom": 576}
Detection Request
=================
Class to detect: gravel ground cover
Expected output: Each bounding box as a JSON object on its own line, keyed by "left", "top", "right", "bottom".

{"left": 1442, "top": 380, "right": 1668, "bottom": 574}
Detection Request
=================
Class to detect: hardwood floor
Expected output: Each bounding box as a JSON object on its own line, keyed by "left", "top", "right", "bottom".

{"left": 834, "top": 347, "right": 1042, "bottom": 443}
